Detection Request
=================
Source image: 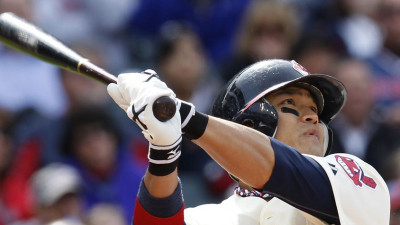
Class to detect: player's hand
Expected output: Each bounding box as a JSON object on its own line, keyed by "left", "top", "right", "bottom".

{"left": 107, "top": 70, "right": 183, "bottom": 176}
{"left": 107, "top": 69, "right": 204, "bottom": 141}
{"left": 107, "top": 70, "right": 181, "bottom": 146}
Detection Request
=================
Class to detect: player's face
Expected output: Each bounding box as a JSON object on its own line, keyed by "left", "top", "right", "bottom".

{"left": 266, "top": 87, "right": 325, "bottom": 156}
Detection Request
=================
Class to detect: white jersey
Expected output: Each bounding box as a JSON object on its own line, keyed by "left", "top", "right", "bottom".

{"left": 184, "top": 153, "right": 390, "bottom": 225}
{"left": 308, "top": 153, "right": 390, "bottom": 225}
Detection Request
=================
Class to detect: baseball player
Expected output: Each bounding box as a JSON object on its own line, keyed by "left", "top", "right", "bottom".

{"left": 107, "top": 59, "right": 390, "bottom": 225}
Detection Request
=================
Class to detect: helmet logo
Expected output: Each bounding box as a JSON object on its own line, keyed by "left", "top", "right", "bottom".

{"left": 291, "top": 60, "right": 309, "bottom": 76}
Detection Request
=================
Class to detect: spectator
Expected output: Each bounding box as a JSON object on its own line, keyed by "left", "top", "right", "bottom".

{"left": 291, "top": 33, "right": 347, "bottom": 74}
{"left": 329, "top": 58, "right": 400, "bottom": 180}
{"left": 389, "top": 179, "right": 400, "bottom": 224}
{"left": 335, "top": 0, "right": 382, "bottom": 58}
{"left": 384, "top": 148, "right": 400, "bottom": 183}
{"left": 0, "top": 0, "right": 66, "bottom": 119}
{"left": 128, "top": 0, "right": 252, "bottom": 66}
{"left": 0, "top": 126, "right": 18, "bottom": 225}
{"left": 47, "top": 219, "right": 85, "bottom": 225}
{"left": 306, "top": 0, "right": 382, "bottom": 59}
{"left": 155, "top": 21, "right": 222, "bottom": 113}
{"left": 220, "top": 0, "right": 301, "bottom": 82}
{"left": 281, "top": 0, "right": 332, "bottom": 28}
{"left": 85, "top": 204, "right": 126, "bottom": 225}
{"left": 0, "top": 119, "right": 43, "bottom": 225}
{"left": 154, "top": 21, "right": 225, "bottom": 205}
{"left": 366, "top": 0, "right": 400, "bottom": 125}
{"left": 32, "top": 0, "right": 138, "bottom": 72}
{"left": 61, "top": 106, "right": 144, "bottom": 224}
{"left": 36, "top": 41, "right": 141, "bottom": 164}
{"left": 11, "top": 163, "right": 84, "bottom": 225}
{"left": 59, "top": 42, "right": 111, "bottom": 115}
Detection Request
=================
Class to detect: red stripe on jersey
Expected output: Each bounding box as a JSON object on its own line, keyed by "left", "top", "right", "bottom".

{"left": 133, "top": 198, "right": 185, "bottom": 225}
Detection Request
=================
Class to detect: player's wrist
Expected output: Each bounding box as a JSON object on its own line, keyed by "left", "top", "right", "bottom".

{"left": 179, "top": 101, "right": 209, "bottom": 140}
{"left": 182, "top": 111, "right": 208, "bottom": 140}
{"left": 148, "top": 137, "right": 182, "bottom": 176}
{"left": 148, "top": 161, "right": 180, "bottom": 176}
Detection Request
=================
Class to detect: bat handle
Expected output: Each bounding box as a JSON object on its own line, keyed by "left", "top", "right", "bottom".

{"left": 152, "top": 96, "right": 177, "bottom": 122}
{"left": 78, "top": 61, "right": 176, "bottom": 122}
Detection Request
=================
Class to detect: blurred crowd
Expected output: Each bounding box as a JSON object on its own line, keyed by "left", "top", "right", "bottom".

{"left": 1, "top": 0, "right": 400, "bottom": 224}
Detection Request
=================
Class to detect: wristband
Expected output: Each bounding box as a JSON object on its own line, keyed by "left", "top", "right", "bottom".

{"left": 179, "top": 102, "right": 209, "bottom": 140}
{"left": 182, "top": 111, "right": 208, "bottom": 140}
{"left": 148, "top": 137, "right": 182, "bottom": 176}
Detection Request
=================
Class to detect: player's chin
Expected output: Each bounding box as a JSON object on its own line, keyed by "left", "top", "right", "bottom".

{"left": 298, "top": 138, "right": 324, "bottom": 156}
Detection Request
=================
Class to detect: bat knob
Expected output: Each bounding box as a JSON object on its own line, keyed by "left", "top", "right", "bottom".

{"left": 153, "top": 96, "right": 176, "bottom": 122}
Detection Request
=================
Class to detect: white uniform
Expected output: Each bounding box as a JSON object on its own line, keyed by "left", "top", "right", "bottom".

{"left": 184, "top": 153, "right": 390, "bottom": 225}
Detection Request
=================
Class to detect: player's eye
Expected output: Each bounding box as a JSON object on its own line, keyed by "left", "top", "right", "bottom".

{"left": 310, "top": 106, "right": 318, "bottom": 113}
{"left": 281, "top": 99, "right": 295, "bottom": 106}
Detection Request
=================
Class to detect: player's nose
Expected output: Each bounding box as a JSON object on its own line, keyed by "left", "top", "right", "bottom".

{"left": 299, "top": 107, "right": 318, "bottom": 124}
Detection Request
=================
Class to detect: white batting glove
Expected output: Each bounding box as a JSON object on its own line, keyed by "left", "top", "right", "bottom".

{"left": 107, "top": 70, "right": 182, "bottom": 176}
{"left": 107, "top": 70, "right": 181, "bottom": 145}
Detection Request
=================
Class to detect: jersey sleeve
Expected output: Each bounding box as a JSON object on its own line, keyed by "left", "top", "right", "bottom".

{"left": 308, "top": 153, "right": 390, "bottom": 225}
{"left": 263, "top": 138, "right": 340, "bottom": 224}
{"left": 133, "top": 178, "right": 185, "bottom": 225}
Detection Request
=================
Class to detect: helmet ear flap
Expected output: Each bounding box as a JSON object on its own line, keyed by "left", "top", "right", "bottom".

{"left": 221, "top": 92, "right": 241, "bottom": 121}
{"left": 321, "top": 122, "right": 333, "bottom": 156}
{"left": 212, "top": 88, "right": 243, "bottom": 121}
{"left": 233, "top": 99, "right": 278, "bottom": 137}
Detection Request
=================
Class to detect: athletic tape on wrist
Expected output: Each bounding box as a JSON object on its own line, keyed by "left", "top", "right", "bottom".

{"left": 148, "top": 137, "right": 182, "bottom": 176}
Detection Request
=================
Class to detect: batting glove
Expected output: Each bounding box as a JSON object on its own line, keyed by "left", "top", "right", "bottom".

{"left": 107, "top": 70, "right": 182, "bottom": 176}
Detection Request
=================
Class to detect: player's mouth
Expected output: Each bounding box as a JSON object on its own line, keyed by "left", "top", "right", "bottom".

{"left": 303, "top": 129, "right": 319, "bottom": 140}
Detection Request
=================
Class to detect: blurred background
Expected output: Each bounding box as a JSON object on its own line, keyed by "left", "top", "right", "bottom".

{"left": 1, "top": 0, "right": 400, "bottom": 224}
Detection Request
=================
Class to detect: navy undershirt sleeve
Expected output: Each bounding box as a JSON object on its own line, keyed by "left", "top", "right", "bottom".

{"left": 263, "top": 138, "right": 340, "bottom": 224}
{"left": 137, "top": 177, "right": 183, "bottom": 218}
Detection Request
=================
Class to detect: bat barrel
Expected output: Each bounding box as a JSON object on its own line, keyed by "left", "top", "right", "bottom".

{"left": 0, "top": 12, "right": 176, "bottom": 121}
{"left": 0, "top": 12, "right": 117, "bottom": 84}
{"left": 0, "top": 13, "right": 85, "bottom": 71}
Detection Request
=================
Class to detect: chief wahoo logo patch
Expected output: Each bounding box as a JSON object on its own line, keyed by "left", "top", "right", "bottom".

{"left": 335, "top": 155, "right": 377, "bottom": 189}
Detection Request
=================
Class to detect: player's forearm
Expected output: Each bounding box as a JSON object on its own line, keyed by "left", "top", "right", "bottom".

{"left": 134, "top": 174, "right": 184, "bottom": 225}
{"left": 193, "top": 116, "right": 275, "bottom": 189}
{"left": 143, "top": 168, "right": 179, "bottom": 198}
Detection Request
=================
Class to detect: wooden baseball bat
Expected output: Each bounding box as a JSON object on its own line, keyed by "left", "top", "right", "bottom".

{"left": 0, "top": 12, "right": 176, "bottom": 122}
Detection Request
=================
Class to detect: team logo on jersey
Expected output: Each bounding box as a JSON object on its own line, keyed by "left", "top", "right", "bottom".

{"left": 291, "top": 60, "right": 309, "bottom": 76}
{"left": 335, "top": 155, "right": 377, "bottom": 189}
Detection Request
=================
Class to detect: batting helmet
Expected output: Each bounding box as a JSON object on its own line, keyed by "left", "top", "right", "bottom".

{"left": 212, "top": 59, "right": 347, "bottom": 153}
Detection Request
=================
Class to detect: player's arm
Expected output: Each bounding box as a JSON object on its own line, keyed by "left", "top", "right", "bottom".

{"left": 107, "top": 69, "right": 277, "bottom": 191}
{"left": 190, "top": 116, "right": 339, "bottom": 223}
{"left": 133, "top": 169, "right": 185, "bottom": 225}
{"left": 142, "top": 169, "right": 178, "bottom": 198}
{"left": 107, "top": 71, "right": 185, "bottom": 225}
{"left": 106, "top": 70, "right": 273, "bottom": 224}
{"left": 132, "top": 105, "right": 277, "bottom": 224}
{"left": 264, "top": 138, "right": 340, "bottom": 223}
{"left": 191, "top": 115, "right": 275, "bottom": 189}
